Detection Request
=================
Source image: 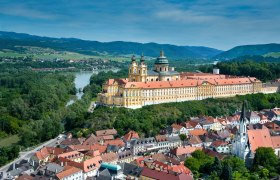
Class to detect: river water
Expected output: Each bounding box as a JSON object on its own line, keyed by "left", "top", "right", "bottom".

{"left": 66, "top": 69, "right": 119, "bottom": 106}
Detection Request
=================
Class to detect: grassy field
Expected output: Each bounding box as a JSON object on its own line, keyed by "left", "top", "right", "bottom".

{"left": 0, "top": 135, "right": 20, "bottom": 147}
{"left": 0, "top": 50, "right": 131, "bottom": 62}
{"left": 264, "top": 52, "right": 280, "bottom": 58}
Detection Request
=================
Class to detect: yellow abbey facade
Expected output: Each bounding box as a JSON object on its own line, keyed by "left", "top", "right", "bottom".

{"left": 97, "top": 51, "right": 275, "bottom": 109}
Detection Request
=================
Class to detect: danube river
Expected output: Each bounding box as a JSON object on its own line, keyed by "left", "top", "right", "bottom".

{"left": 66, "top": 69, "right": 118, "bottom": 106}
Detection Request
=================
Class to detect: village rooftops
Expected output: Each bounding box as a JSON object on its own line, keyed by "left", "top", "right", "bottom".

{"left": 56, "top": 166, "right": 82, "bottom": 180}
{"left": 140, "top": 167, "right": 193, "bottom": 180}
{"left": 96, "top": 129, "right": 117, "bottom": 137}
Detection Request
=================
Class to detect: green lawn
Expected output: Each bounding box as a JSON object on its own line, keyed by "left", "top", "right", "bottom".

{"left": 0, "top": 135, "right": 20, "bottom": 147}
{"left": 0, "top": 50, "right": 130, "bottom": 62}
{"left": 264, "top": 52, "right": 280, "bottom": 58}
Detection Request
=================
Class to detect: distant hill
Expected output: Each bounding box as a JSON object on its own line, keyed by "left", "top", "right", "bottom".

{"left": 0, "top": 31, "right": 222, "bottom": 59}
{"left": 215, "top": 43, "right": 280, "bottom": 60}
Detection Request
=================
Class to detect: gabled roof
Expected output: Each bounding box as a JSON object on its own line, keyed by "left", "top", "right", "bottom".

{"left": 171, "top": 124, "right": 185, "bottom": 130}
{"left": 101, "top": 152, "right": 118, "bottom": 162}
{"left": 96, "top": 129, "right": 117, "bottom": 137}
{"left": 188, "top": 129, "right": 207, "bottom": 136}
{"left": 188, "top": 135, "right": 202, "bottom": 145}
{"left": 56, "top": 166, "right": 82, "bottom": 180}
{"left": 155, "top": 135, "right": 168, "bottom": 142}
{"left": 123, "top": 130, "right": 139, "bottom": 141}
{"left": 211, "top": 141, "right": 228, "bottom": 148}
{"left": 271, "top": 136, "right": 280, "bottom": 148}
{"left": 170, "top": 146, "right": 202, "bottom": 156}
{"left": 247, "top": 128, "right": 273, "bottom": 152}
{"left": 141, "top": 167, "right": 193, "bottom": 180}
{"left": 104, "top": 139, "right": 125, "bottom": 147}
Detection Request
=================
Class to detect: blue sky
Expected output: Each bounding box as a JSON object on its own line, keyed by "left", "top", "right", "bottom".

{"left": 0, "top": 0, "right": 280, "bottom": 50}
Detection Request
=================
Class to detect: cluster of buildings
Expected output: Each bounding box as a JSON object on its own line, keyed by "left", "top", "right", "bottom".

{"left": 6, "top": 104, "right": 280, "bottom": 180}
{"left": 97, "top": 51, "right": 279, "bottom": 108}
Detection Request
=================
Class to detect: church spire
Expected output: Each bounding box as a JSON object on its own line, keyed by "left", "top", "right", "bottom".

{"left": 140, "top": 53, "right": 145, "bottom": 62}
{"left": 131, "top": 55, "right": 136, "bottom": 62}
{"left": 160, "top": 50, "right": 164, "bottom": 57}
{"left": 240, "top": 101, "right": 246, "bottom": 123}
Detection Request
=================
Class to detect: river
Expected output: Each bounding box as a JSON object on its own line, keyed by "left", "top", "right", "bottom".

{"left": 66, "top": 69, "right": 119, "bottom": 106}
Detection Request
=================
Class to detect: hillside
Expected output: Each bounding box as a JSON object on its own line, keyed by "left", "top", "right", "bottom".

{"left": 0, "top": 31, "right": 222, "bottom": 59}
{"left": 215, "top": 43, "right": 280, "bottom": 59}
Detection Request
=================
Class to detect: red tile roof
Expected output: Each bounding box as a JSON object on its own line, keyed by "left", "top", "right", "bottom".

{"left": 247, "top": 128, "right": 273, "bottom": 152}
{"left": 155, "top": 135, "right": 168, "bottom": 142}
{"left": 271, "top": 136, "right": 280, "bottom": 148}
{"left": 171, "top": 146, "right": 203, "bottom": 156}
{"left": 96, "top": 129, "right": 117, "bottom": 137}
{"left": 211, "top": 141, "right": 228, "bottom": 148}
{"left": 104, "top": 139, "right": 125, "bottom": 147}
{"left": 56, "top": 166, "right": 82, "bottom": 180}
{"left": 141, "top": 167, "right": 193, "bottom": 180}
{"left": 123, "top": 130, "right": 140, "bottom": 141}
{"left": 189, "top": 129, "right": 206, "bottom": 136}
{"left": 171, "top": 124, "right": 184, "bottom": 130}
{"left": 101, "top": 152, "right": 118, "bottom": 162}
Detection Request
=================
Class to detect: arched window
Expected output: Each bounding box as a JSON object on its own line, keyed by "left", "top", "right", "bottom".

{"left": 156, "top": 78, "right": 159, "bottom": 81}
{"left": 165, "top": 67, "right": 167, "bottom": 71}
{"left": 160, "top": 67, "right": 162, "bottom": 71}
{"left": 146, "top": 79, "right": 149, "bottom": 82}
{"left": 167, "top": 78, "right": 170, "bottom": 81}
{"left": 151, "top": 79, "right": 154, "bottom": 81}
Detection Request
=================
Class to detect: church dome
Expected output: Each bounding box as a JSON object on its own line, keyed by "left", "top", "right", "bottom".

{"left": 155, "top": 50, "right": 169, "bottom": 64}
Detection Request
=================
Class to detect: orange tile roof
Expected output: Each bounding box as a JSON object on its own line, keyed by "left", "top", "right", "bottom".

{"left": 104, "top": 139, "right": 125, "bottom": 147}
{"left": 101, "top": 152, "right": 118, "bottom": 162}
{"left": 61, "top": 155, "right": 103, "bottom": 173}
{"left": 211, "top": 141, "right": 228, "bottom": 147}
{"left": 85, "top": 149, "right": 100, "bottom": 157}
{"left": 155, "top": 135, "right": 168, "bottom": 142}
{"left": 171, "top": 123, "right": 184, "bottom": 130}
{"left": 96, "top": 129, "right": 117, "bottom": 136}
{"left": 56, "top": 166, "right": 82, "bottom": 179}
{"left": 34, "top": 147, "right": 65, "bottom": 160}
{"left": 108, "top": 75, "right": 260, "bottom": 89}
{"left": 171, "top": 145, "right": 202, "bottom": 156}
{"left": 58, "top": 150, "right": 83, "bottom": 159}
{"left": 271, "top": 136, "right": 280, "bottom": 148}
{"left": 181, "top": 122, "right": 194, "bottom": 129}
{"left": 189, "top": 135, "right": 202, "bottom": 145}
{"left": 124, "top": 130, "right": 140, "bottom": 141}
{"left": 247, "top": 128, "right": 273, "bottom": 152}
{"left": 189, "top": 129, "right": 207, "bottom": 136}
{"left": 67, "top": 144, "right": 107, "bottom": 154}
{"left": 170, "top": 164, "right": 192, "bottom": 175}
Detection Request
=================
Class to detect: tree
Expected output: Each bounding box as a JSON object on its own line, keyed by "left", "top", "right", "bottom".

{"left": 223, "top": 156, "right": 247, "bottom": 173}
{"left": 253, "top": 147, "right": 278, "bottom": 175}
{"left": 221, "top": 162, "right": 233, "bottom": 180}
{"left": 179, "top": 134, "right": 186, "bottom": 141}
{"left": 212, "top": 157, "right": 223, "bottom": 176}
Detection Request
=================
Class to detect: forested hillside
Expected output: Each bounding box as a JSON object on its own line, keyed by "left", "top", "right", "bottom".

{"left": 0, "top": 31, "right": 222, "bottom": 58}
{"left": 199, "top": 60, "right": 280, "bottom": 82}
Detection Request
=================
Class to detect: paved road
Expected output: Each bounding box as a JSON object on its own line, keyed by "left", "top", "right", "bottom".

{"left": 0, "top": 134, "right": 66, "bottom": 179}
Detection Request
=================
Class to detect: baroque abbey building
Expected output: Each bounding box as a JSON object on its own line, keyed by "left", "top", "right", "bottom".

{"left": 97, "top": 51, "right": 277, "bottom": 109}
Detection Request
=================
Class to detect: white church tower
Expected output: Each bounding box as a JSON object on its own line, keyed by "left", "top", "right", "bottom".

{"left": 232, "top": 101, "right": 250, "bottom": 159}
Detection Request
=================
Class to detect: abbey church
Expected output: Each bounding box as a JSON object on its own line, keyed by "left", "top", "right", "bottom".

{"left": 97, "top": 51, "right": 277, "bottom": 109}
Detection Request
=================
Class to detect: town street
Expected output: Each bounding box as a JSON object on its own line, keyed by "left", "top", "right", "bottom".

{"left": 0, "top": 134, "right": 66, "bottom": 179}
